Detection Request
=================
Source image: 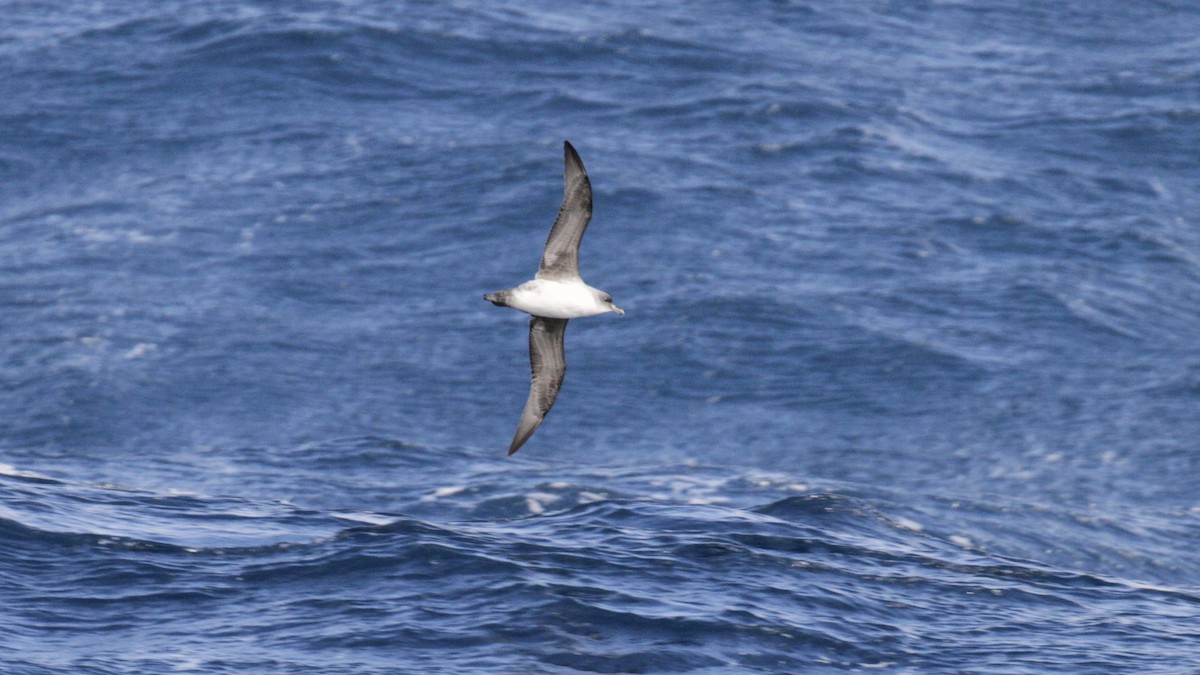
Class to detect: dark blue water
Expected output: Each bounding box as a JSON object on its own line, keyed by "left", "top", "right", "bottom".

{"left": 3, "top": 2, "right": 1200, "bottom": 672}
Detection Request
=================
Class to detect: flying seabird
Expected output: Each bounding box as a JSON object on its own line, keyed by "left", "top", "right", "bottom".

{"left": 484, "top": 141, "right": 624, "bottom": 455}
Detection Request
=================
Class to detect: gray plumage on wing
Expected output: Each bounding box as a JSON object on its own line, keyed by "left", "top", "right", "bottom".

{"left": 507, "top": 316, "right": 568, "bottom": 455}
{"left": 536, "top": 141, "right": 592, "bottom": 281}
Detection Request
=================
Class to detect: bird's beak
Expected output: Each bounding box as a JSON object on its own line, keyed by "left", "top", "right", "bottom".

{"left": 609, "top": 303, "right": 625, "bottom": 316}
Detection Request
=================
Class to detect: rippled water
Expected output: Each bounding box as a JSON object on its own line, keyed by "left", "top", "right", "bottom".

{"left": 3, "top": 1, "right": 1200, "bottom": 672}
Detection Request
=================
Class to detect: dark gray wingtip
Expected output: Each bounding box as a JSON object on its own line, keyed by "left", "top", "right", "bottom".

{"left": 504, "top": 394, "right": 537, "bottom": 457}
{"left": 563, "top": 140, "right": 585, "bottom": 175}
{"left": 506, "top": 422, "right": 538, "bottom": 456}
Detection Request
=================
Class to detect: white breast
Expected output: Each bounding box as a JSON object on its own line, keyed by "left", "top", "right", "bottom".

{"left": 506, "top": 279, "right": 607, "bottom": 319}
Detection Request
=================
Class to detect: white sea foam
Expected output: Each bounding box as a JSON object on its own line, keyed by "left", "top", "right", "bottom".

{"left": 123, "top": 343, "right": 157, "bottom": 359}
{"left": 0, "top": 463, "right": 49, "bottom": 479}
{"left": 420, "top": 485, "right": 466, "bottom": 501}
{"left": 331, "top": 511, "right": 395, "bottom": 526}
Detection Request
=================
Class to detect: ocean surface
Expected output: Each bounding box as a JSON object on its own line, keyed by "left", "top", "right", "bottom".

{"left": 3, "top": 1, "right": 1200, "bottom": 672}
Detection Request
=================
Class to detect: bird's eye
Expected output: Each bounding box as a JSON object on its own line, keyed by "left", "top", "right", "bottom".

{"left": 604, "top": 296, "right": 612, "bottom": 303}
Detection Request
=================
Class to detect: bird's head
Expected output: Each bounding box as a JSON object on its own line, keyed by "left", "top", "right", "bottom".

{"left": 598, "top": 291, "right": 624, "bottom": 316}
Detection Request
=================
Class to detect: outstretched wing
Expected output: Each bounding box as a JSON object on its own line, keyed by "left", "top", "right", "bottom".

{"left": 507, "top": 316, "right": 569, "bottom": 455}
{"left": 536, "top": 141, "right": 592, "bottom": 281}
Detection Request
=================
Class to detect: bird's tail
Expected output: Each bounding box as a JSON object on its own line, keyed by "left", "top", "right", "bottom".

{"left": 484, "top": 291, "right": 510, "bottom": 307}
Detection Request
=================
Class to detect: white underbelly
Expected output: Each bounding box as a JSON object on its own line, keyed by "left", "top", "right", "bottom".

{"left": 507, "top": 279, "right": 605, "bottom": 319}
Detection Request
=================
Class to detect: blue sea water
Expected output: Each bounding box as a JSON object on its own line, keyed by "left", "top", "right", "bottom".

{"left": 3, "top": 1, "right": 1200, "bottom": 672}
